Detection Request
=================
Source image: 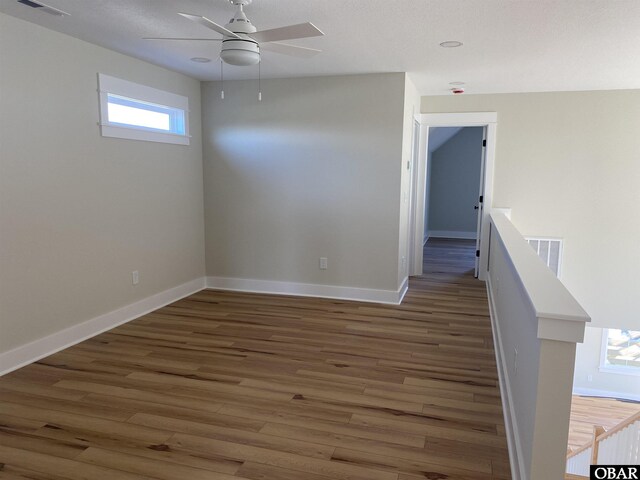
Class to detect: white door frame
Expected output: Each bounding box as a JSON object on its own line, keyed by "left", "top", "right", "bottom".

{"left": 409, "top": 112, "right": 497, "bottom": 281}
{"left": 474, "top": 126, "right": 488, "bottom": 278}
{"left": 407, "top": 119, "right": 420, "bottom": 282}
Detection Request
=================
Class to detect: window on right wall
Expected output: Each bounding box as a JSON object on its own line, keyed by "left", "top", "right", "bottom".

{"left": 600, "top": 329, "right": 640, "bottom": 375}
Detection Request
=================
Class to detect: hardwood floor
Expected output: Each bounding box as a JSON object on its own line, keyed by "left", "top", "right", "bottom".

{"left": 568, "top": 395, "right": 640, "bottom": 451}
{"left": 0, "top": 238, "right": 510, "bottom": 479}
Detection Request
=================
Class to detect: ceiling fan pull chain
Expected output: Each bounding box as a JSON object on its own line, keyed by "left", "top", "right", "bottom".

{"left": 220, "top": 60, "right": 225, "bottom": 100}
{"left": 258, "top": 60, "right": 262, "bottom": 102}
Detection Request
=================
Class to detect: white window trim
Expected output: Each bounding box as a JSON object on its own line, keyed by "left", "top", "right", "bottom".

{"left": 599, "top": 328, "right": 640, "bottom": 376}
{"left": 98, "top": 73, "right": 190, "bottom": 145}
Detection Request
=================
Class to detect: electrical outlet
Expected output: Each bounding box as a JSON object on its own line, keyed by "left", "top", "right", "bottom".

{"left": 513, "top": 348, "right": 518, "bottom": 375}
{"left": 402, "top": 256, "right": 407, "bottom": 270}
{"left": 587, "top": 374, "right": 593, "bottom": 382}
{"left": 319, "top": 257, "right": 328, "bottom": 270}
{"left": 132, "top": 270, "right": 139, "bottom": 285}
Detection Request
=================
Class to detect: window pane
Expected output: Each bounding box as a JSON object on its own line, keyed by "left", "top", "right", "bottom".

{"left": 107, "top": 102, "right": 171, "bottom": 131}
{"left": 105, "top": 93, "right": 185, "bottom": 135}
{"left": 606, "top": 329, "right": 640, "bottom": 369}
{"left": 98, "top": 74, "right": 189, "bottom": 145}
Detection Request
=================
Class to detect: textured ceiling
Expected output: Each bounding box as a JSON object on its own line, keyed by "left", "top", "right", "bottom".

{"left": 2, "top": 0, "right": 640, "bottom": 95}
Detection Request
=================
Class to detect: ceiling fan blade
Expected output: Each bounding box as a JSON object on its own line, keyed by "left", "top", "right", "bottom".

{"left": 260, "top": 42, "right": 322, "bottom": 58}
{"left": 143, "top": 37, "right": 223, "bottom": 41}
{"left": 178, "top": 12, "right": 241, "bottom": 39}
{"left": 251, "top": 22, "right": 324, "bottom": 43}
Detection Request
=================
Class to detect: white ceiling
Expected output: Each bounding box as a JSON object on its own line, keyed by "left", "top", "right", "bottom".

{"left": 3, "top": 0, "right": 640, "bottom": 95}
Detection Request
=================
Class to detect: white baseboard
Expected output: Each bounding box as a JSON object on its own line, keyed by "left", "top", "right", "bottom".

{"left": 0, "top": 277, "right": 206, "bottom": 376}
{"left": 206, "top": 276, "right": 408, "bottom": 305}
{"left": 573, "top": 387, "right": 640, "bottom": 403}
{"left": 428, "top": 230, "right": 477, "bottom": 240}
{"left": 487, "top": 277, "right": 526, "bottom": 480}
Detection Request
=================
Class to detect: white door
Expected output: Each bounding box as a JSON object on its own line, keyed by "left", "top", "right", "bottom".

{"left": 474, "top": 127, "right": 488, "bottom": 277}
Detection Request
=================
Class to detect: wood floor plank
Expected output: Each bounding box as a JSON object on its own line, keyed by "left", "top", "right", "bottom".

{"left": 76, "top": 447, "right": 248, "bottom": 480}
{"left": 128, "top": 413, "right": 335, "bottom": 459}
{"left": 0, "top": 463, "right": 71, "bottom": 480}
{"left": 288, "top": 393, "right": 498, "bottom": 434}
{"left": 0, "top": 402, "right": 171, "bottom": 445}
{"left": 0, "top": 430, "right": 87, "bottom": 460}
{"left": 239, "top": 378, "right": 424, "bottom": 413}
{"left": 0, "top": 390, "right": 134, "bottom": 422}
{"left": 331, "top": 447, "right": 495, "bottom": 480}
{"left": 236, "top": 461, "right": 335, "bottom": 480}
{"left": 349, "top": 413, "right": 508, "bottom": 447}
{"left": 260, "top": 422, "right": 490, "bottom": 473}
{"left": 0, "top": 378, "right": 87, "bottom": 402}
{"left": 0, "top": 414, "right": 48, "bottom": 434}
{"left": 169, "top": 433, "right": 395, "bottom": 480}
{"left": 0, "top": 239, "right": 511, "bottom": 479}
{"left": 295, "top": 369, "right": 477, "bottom": 400}
{"left": 125, "top": 371, "right": 296, "bottom": 402}
{"left": 0, "top": 444, "right": 154, "bottom": 480}
{"left": 30, "top": 423, "right": 244, "bottom": 476}
{"left": 219, "top": 404, "right": 425, "bottom": 448}
{"left": 51, "top": 380, "right": 225, "bottom": 414}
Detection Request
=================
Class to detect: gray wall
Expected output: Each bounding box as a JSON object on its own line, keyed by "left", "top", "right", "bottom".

{"left": 427, "top": 127, "right": 483, "bottom": 235}
{"left": 0, "top": 13, "right": 205, "bottom": 353}
{"left": 202, "top": 74, "right": 406, "bottom": 291}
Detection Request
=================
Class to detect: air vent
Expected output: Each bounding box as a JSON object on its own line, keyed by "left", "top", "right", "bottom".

{"left": 526, "top": 237, "right": 563, "bottom": 278}
{"left": 18, "top": 0, "right": 69, "bottom": 16}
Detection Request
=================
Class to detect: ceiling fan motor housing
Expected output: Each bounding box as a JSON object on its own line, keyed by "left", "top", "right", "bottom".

{"left": 221, "top": 3, "right": 260, "bottom": 66}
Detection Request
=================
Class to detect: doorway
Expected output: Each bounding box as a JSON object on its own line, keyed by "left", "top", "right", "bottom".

{"left": 408, "top": 112, "right": 497, "bottom": 281}
{"left": 425, "top": 126, "right": 485, "bottom": 275}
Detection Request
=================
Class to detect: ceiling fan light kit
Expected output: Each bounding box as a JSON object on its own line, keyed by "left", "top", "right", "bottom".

{"left": 219, "top": 0, "right": 260, "bottom": 66}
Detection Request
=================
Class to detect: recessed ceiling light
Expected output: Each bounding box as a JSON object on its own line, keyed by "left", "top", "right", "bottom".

{"left": 440, "top": 41, "right": 463, "bottom": 48}
{"left": 190, "top": 57, "right": 211, "bottom": 63}
{"left": 449, "top": 81, "right": 465, "bottom": 86}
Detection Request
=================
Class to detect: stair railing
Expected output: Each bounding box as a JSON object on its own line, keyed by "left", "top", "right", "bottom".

{"left": 566, "top": 410, "right": 640, "bottom": 477}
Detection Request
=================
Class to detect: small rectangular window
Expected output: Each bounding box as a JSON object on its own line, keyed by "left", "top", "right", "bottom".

{"left": 98, "top": 74, "right": 189, "bottom": 145}
{"left": 600, "top": 328, "right": 640, "bottom": 376}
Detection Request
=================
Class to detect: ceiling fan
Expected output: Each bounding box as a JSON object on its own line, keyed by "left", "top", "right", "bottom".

{"left": 144, "top": 0, "right": 324, "bottom": 67}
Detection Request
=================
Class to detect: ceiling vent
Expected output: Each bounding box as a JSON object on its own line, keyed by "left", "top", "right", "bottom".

{"left": 17, "top": 0, "right": 69, "bottom": 17}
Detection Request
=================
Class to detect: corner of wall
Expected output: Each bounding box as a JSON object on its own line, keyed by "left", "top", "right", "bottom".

{"left": 0, "top": 278, "right": 206, "bottom": 376}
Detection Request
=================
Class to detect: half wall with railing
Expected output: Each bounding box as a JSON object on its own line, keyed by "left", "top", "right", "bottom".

{"left": 486, "top": 212, "right": 590, "bottom": 480}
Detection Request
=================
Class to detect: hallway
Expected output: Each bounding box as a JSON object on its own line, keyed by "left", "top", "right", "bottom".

{"left": 0, "top": 239, "right": 510, "bottom": 479}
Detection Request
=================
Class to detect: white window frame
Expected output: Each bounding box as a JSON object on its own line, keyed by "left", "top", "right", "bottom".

{"left": 98, "top": 73, "right": 190, "bottom": 145}
{"left": 599, "top": 328, "right": 640, "bottom": 376}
